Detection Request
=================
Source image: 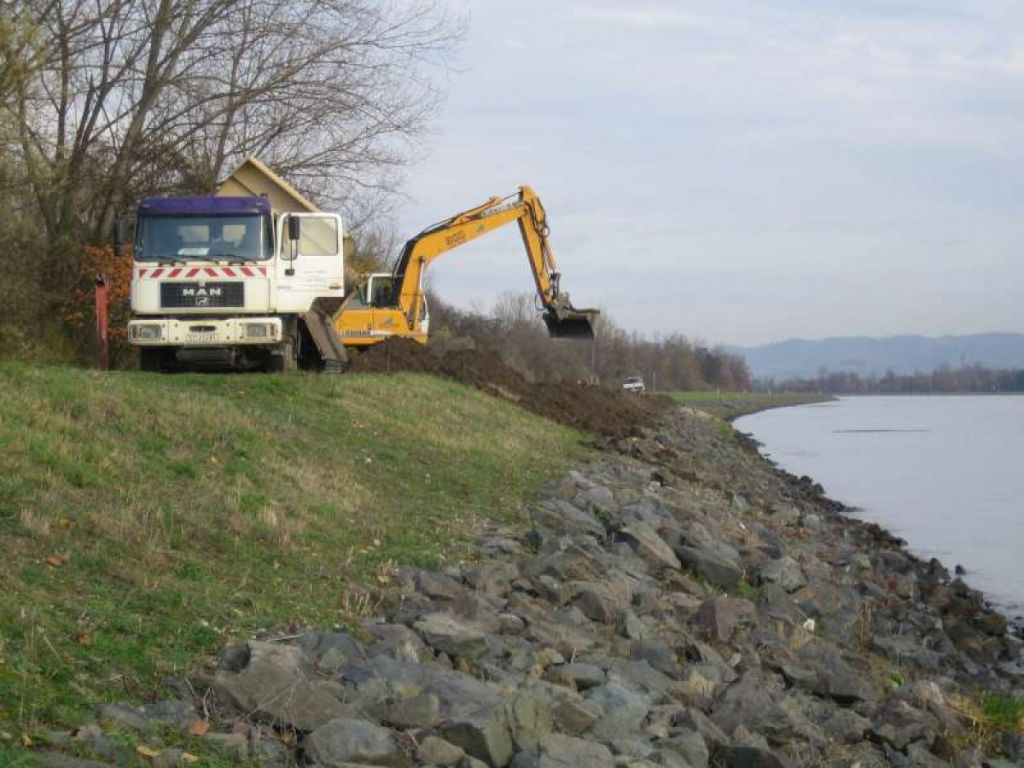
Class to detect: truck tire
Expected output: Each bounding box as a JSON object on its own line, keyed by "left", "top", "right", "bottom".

{"left": 139, "top": 348, "right": 165, "bottom": 372}
{"left": 266, "top": 340, "right": 296, "bottom": 373}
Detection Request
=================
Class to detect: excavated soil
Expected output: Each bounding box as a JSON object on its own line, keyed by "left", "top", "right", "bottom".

{"left": 347, "top": 338, "right": 663, "bottom": 438}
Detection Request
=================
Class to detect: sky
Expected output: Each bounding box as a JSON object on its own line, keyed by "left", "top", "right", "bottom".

{"left": 395, "top": 0, "right": 1024, "bottom": 347}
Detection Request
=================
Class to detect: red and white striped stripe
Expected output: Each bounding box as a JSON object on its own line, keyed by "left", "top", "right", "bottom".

{"left": 137, "top": 266, "right": 268, "bottom": 279}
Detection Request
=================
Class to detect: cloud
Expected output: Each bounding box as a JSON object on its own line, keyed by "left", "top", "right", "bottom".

{"left": 570, "top": 5, "right": 711, "bottom": 29}
{"left": 395, "top": 0, "right": 1024, "bottom": 344}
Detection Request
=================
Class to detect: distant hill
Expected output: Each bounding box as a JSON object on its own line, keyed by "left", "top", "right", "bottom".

{"left": 735, "top": 333, "right": 1024, "bottom": 382}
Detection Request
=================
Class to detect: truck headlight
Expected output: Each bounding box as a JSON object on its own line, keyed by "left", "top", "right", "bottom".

{"left": 132, "top": 324, "right": 164, "bottom": 340}
{"left": 245, "top": 323, "right": 273, "bottom": 339}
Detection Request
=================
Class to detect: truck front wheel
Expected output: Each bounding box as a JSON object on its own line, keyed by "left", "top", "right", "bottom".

{"left": 139, "top": 348, "right": 172, "bottom": 372}
{"left": 266, "top": 340, "right": 296, "bottom": 373}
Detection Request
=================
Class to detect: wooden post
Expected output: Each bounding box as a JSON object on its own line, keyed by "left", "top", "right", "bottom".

{"left": 94, "top": 274, "right": 109, "bottom": 370}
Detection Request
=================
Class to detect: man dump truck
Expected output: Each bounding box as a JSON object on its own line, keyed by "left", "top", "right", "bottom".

{"left": 125, "top": 157, "right": 596, "bottom": 371}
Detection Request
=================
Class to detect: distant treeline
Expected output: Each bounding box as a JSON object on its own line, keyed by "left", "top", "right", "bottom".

{"left": 427, "top": 291, "right": 751, "bottom": 391}
{"left": 766, "top": 365, "right": 1024, "bottom": 394}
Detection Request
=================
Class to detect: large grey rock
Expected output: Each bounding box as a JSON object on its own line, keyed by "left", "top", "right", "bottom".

{"left": 387, "top": 693, "right": 441, "bottom": 729}
{"left": 415, "top": 569, "right": 467, "bottom": 601}
{"left": 303, "top": 630, "right": 367, "bottom": 669}
{"left": 251, "top": 736, "right": 290, "bottom": 768}
{"left": 631, "top": 639, "right": 684, "bottom": 680}
{"left": 414, "top": 613, "right": 495, "bottom": 660}
{"left": 671, "top": 708, "right": 729, "bottom": 749}
{"left": 695, "top": 597, "right": 756, "bottom": 644}
{"left": 552, "top": 696, "right": 602, "bottom": 735}
{"left": 202, "top": 732, "right": 249, "bottom": 757}
{"left": 528, "top": 548, "right": 608, "bottom": 584}
{"left": 571, "top": 579, "right": 632, "bottom": 624}
{"left": 868, "top": 699, "right": 939, "bottom": 751}
{"left": 363, "top": 623, "right": 431, "bottom": 663}
{"left": 675, "top": 546, "right": 743, "bottom": 590}
{"left": 440, "top": 715, "right": 513, "bottom": 767}
{"left": 796, "top": 639, "right": 879, "bottom": 705}
{"left": 871, "top": 633, "right": 941, "bottom": 671}
{"left": 622, "top": 607, "right": 650, "bottom": 640}
{"left": 534, "top": 499, "right": 606, "bottom": 538}
{"left": 433, "top": 683, "right": 513, "bottom": 766}
{"left": 417, "top": 735, "right": 466, "bottom": 766}
{"left": 305, "top": 717, "right": 409, "bottom": 767}
{"left": 618, "top": 522, "right": 681, "bottom": 571}
{"left": 757, "top": 583, "right": 805, "bottom": 623}
{"left": 757, "top": 557, "right": 806, "bottom": 593}
{"left": 561, "top": 663, "right": 605, "bottom": 690}
{"left": 504, "top": 691, "right": 553, "bottom": 752}
{"left": 578, "top": 484, "right": 617, "bottom": 517}
{"left": 333, "top": 654, "right": 514, "bottom": 766}
{"left": 711, "top": 745, "right": 784, "bottom": 768}
{"left": 660, "top": 729, "right": 710, "bottom": 768}
{"left": 620, "top": 495, "right": 683, "bottom": 532}
{"left": 822, "top": 708, "right": 871, "bottom": 743}
{"left": 906, "top": 742, "right": 950, "bottom": 768}
{"left": 585, "top": 682, "right": 651, "bottom": 738}
{"left": 538, "top": 733, "right": 614, "bottom": 768}
{"left": 464, "top": 561, "right": 520, "bottom": 596}
{"left": 711, "top": 674, "right": 822, "bottom": 748}
{"left": 95, "top": 699, "right": 198, "bottom": 731}
{"left": 607, "top": 659, "right": 674, "bottom": 700}
{"left": 518, "top": 603, "right": 598, "bottom": 657}
{"left": 212, "top": 641, "right": 350, "bottom": 731}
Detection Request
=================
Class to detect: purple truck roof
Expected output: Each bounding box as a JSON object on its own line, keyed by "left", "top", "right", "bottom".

{"left": 137, "top": 196, "right": 271, "bottom": 216}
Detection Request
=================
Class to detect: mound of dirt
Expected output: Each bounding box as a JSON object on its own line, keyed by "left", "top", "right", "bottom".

{"left": 347, "top": 338, "right": 662, "bottom": 438}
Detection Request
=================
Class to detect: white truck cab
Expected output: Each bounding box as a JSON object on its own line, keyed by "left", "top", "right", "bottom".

{"left": 126, "top": 159, "right": 348, "bottom": 371}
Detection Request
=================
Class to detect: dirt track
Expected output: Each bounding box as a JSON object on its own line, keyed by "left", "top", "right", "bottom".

{"left": 347, "top": 338, "right": 664, "bottom": 439}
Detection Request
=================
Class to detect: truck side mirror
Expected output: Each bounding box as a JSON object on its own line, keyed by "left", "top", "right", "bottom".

{"left": 113, "top": 216, "right": 126, "bottom": 258}
{"left": 284, "top": 216, "right": 301, "bottom": 272}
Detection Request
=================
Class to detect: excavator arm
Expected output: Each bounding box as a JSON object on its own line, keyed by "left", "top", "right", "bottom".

{"left": 387, "top": 185, "right": 598, "bottom": 339}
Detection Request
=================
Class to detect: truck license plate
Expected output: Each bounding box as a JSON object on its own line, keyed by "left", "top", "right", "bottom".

{"left": 187, "top": 331, "right": 216, "bottom": 342}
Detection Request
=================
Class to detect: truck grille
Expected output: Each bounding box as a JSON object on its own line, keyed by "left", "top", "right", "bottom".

{"left": 160, "top": 282, "right": 244, "bottom": 309}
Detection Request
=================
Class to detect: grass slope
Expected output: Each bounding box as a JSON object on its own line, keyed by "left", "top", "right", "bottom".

{"left": 0, "top": 365, "right": 587, "bottom": 729}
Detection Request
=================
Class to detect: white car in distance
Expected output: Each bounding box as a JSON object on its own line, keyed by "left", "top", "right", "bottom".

{"left": 623, "top": 375, "right": 646, "bottom": 394}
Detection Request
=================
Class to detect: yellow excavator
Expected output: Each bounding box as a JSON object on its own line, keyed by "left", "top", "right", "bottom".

{"left": 335, "top": 186, "right": 598, "bottom": 347}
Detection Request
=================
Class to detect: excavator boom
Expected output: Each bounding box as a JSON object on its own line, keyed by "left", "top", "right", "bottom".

{"left": 349, "top": 186, "right": 597, "bottom": 342}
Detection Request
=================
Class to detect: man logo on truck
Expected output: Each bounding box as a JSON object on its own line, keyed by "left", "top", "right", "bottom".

{"left": 181, "top": 287, "right": 223, "bottom": 298}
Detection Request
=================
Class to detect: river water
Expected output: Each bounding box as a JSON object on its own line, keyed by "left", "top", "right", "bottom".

{"left": 736, "top": 395, "right": 1024, "bottom": 618}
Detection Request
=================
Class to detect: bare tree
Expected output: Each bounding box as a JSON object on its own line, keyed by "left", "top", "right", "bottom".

{"left": 3, "top": 0, "right": 462, "bottom": 309}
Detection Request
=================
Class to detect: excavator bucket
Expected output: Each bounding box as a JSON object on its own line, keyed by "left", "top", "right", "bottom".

{"left": 543, "top": 308, "right": 599, "bottom": 339}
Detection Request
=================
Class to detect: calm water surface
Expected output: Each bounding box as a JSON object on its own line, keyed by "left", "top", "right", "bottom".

{"left": 736, "top": 395, "right": 1024, "bottom": 617}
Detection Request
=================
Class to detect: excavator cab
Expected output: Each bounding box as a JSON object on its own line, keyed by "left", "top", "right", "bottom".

{"left": 365, "top": 274, "right": 396, "bottom": 307}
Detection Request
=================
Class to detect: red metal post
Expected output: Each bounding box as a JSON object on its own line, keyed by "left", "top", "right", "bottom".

{"left": 94, "top": 274, "right": 109, "bottom": 370}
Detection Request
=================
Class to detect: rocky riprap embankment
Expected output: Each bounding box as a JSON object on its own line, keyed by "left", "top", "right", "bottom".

{"left": 41, "top": 405, "right": 1024, "bottom": 768}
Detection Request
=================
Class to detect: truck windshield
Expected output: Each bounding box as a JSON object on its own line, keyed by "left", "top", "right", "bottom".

{"left": 135, "top": 215, "right": 271, "bottom": 261}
